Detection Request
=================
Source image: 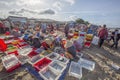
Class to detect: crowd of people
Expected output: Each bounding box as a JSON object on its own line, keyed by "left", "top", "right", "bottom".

{"left": 98, "top": 25, "right": 120, "bottom": 49}
{"left": 1, "top": 22, "right": 120, "bottom": 60}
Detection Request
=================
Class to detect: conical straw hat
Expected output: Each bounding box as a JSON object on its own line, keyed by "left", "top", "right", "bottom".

{"left": 45, "top": 38, "right": 52, "bottom": 45}
{"left": 65, "top": 40, "right": 73, "bottom": 48}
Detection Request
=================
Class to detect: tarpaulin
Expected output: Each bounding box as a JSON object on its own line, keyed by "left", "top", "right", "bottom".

{"left": 0, "top": 39, "right": 7, "bottom": 52}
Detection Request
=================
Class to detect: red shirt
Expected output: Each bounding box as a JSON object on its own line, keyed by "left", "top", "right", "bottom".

{"left": 98, "top": 28, "right": 108, "bottom": 39}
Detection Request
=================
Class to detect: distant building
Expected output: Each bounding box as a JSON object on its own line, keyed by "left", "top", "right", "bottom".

{"left": 7, "top": 16, "right": 27, "bottom": 28}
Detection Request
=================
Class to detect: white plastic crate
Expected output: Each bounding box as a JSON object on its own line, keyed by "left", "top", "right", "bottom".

{"left": 5, "top": 39, "right": 14, "bottom": 44}
{"left": 47, "top": 52, "right": 59, "bottom": 60}
{"left": 0, "top": 36, "right": 5, "bottom": 39}
{"left": 57, "top": 56, "right": 69, "bottom": 65}
{"left": 69, "top": 61, "right": 82, "bottom": 79}
{"left": 78, "top": 58, "right": 95, "bottom": 71}
{"left": 20, "top": 45, "right": 31, "bottom": 49}
{"left": 18, "top": 47, "right": 32, "bottom": 56}
{"left": 1, "top": 54, "right": 20, "bottom": 70}
{"left": 49, "top": 60, "right": 67, "bottom": 73}
{"left": 92, "top": 36, "right": 99, "bottom": 45}
{"left": 17, "top": 55, "right": 29, "bottom": 65}
{"left": 35, "top": 48, "right": 44, "bottom": 54}
{"left": 39, "top": 66, "right": 61, "bottom": 80}
{"left": 28, "top": 54, "right": 43, "bottom": 65}
{"left": 54, "top": 47, "right": 65, "bottom": 54}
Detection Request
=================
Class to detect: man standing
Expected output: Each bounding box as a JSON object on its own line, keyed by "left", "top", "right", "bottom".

{"left": 98, "top": 25, "right": 108, "bottom": 47}
{"left": 111, "top": 29, "right": 120, "bottom": 49}
{"left": 64, "top": 23, "right": 69, "bottom": 38}
{"left": 41, "top": 23, "right": 47, "bottom": 33}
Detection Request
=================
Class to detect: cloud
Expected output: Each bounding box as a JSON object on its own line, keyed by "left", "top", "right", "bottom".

{"left": 9, "top": 8, "right": 56, "bottom": 16}
{"left": 19, "top": 9, "right": 37, "bottom": 14}
{"left": 39, "top": 9, "right": 55, "bottom": 15}
{"left": 19, "top": 0, "right": 45, "bottom": 6}
{"left": 69, "top": 15, "right": 78, "bottom": 20}
{"left": 9, "top": 8, "right": 37, "bottom": 16}
{"left": 65, "top": 0, "right": 76, "bottom": 5}
{"left": 0, "top": 0, "right": 18, "bottom": 2}
{"left": 53, "top": 1, "right": 62, "bottom": 11}
{"left": 9, "top": 11, "right": 22, "bottom": 16}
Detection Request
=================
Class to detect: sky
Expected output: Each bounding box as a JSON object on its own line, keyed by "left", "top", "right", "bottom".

{"left": 0, "top": 0, "right": 120, "bottom": 27}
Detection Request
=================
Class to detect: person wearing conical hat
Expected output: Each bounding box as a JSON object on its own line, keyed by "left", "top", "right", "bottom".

{"left": 42, "top": 38, "right": 53, "bottom": 50}
{"left": 64, "top": 40, "right": 77, "bottom": 59}
{"left": 71, "top": 38, "right": 82, "bottom": 52}
{"left": 65, "top": 40, "right": 73, "bottom": 48}
{"left": 45, "top": 38, "right": 52, "bottom": 45}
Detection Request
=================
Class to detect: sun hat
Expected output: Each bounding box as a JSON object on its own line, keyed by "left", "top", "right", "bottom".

{"left": 45, "top": 38, "right": 52, "bottom": 45}
{"left": 65, "top": 40, "right": 73, "bottom": 48}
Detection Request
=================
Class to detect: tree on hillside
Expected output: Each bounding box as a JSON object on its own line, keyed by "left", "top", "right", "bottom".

{"left": 76, "top": 18, "right": 89, "bottom": 25}
{"left": 76, "top": 18, "right": 84, "bottom": 24}
{"left": 84, "top": 21, "right": 89, "bottom": 25}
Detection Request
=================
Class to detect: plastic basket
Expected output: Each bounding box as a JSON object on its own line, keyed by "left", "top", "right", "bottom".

{"left": 1, "top": 54, "right": 21, "bottom": 72}
{"left": 79, "top": 32, "right": 86, "bottom": 37}
{"left": 40, "top": 51, "right": 50, "bottom": 57}
{"left": 28, "top": 54, "right": 43, "bottom": 65}
{"left": 39, "top": 66, "right": 61, "bottom": 80}
{"left": 92, "top": 36, "right": 99, "bottom": 45}
{"left": 6, "top": 45, "right": 18, "bottom": 55}
{"left": 28, "top": 51, "right": 38, "bottom": 58}
{"left": 18, "top": 48, "right": 32, "bottom": 56}
{"left": 78, "top": 58, "right": 95, "bottom": 71}
{"left": 35, "top": 48, "right": 44, "bottom": 54}
{"left": 49, "top": 60, "right": 67, "bottom": 73}
{"left": 7, "top": 50, "right": 18, "bottom": 56}
{"left": 69, "top": 61, "right": 82, "bottom": 79}
{"left": 57, "top": 56, "right": 69, "bottom": 65}
{"left": 33, "top": 57, "right": 52, "bottom": 71}
{"left": 47, "top": 52, "right": 59, "bottom": 60}
{"left": 17, "top": 55, "right": 29, "bottom": 65}
{"left": 5, "top": 39, "right": 14, "bottom": 44}
{"left": 84, "top": 41, "right": 91, "bottom": 48}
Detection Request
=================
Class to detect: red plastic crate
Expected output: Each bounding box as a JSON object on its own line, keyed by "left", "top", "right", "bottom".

{"left": 41, "top": 42, "right": 50, "bottom": 50}
{"left": 33, "top": 57, "right": 52, "bottom": 71}
{"left": 84, "top": 41, "right": 91, "bottom": 48}
{"left": 74, "top": 33, "right": 79, "bottom": 37}
{"left": 7, "top": 62, "right": 21, "bottom": 72}
{"left": 80, "top": 34, "right": 85, "bottom": 36}
{"left": 7, "top": 50, "right": 18, "bottom": 56}
{"left": 18, "top": 43, "right": 28, "bottom": 48}
{"left": 28, "top": 51, "right": 38, "bottom": 58}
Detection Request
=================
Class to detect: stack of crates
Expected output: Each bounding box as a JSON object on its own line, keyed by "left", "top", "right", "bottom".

{"left": 92, "top": 36, "right": 99, "bottom": 45}
{"left": 84, "top": 34, "right": 93, "bottom": 48}
{"left": 78, "top": 31, "right": 86, "bottom": 46}
{"left": 73, "top": 30, "right": 79, "bottom": 39}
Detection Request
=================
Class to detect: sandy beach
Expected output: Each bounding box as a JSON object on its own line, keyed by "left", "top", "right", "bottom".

{"left": 0, "top": 41, "right": 120, "bottom": 80}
